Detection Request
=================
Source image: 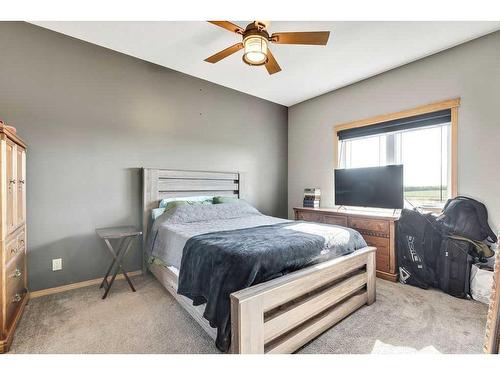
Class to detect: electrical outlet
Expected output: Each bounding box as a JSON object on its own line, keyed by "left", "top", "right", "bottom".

{"left": 52, "top": 258, "right": 62, "bottom": 271}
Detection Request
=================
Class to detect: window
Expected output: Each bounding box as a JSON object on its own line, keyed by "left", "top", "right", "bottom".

{"left": 335, "top": 99, "right": 459, "bottom": 209}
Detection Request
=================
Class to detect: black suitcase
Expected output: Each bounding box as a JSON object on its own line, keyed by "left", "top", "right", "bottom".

{"left": 397, "top": 209, "right": 441, "bottom": 289}
{"left": 437, "top": 237, "right": 473, "bottom": 299}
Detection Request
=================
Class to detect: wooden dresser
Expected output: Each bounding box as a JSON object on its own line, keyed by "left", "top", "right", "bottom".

{"left": 294, "top": 207, "right": 398, "bottom": 282}
{"left": 0, "top": 125, "right": 27, "bottom": 353}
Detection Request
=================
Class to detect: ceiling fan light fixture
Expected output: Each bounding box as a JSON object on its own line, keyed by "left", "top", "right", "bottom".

{"left": 242, "top": 35, "right": 268, "bottom": 66}
{"left": 205, "top": 21, "right": 330, "bottom": 74}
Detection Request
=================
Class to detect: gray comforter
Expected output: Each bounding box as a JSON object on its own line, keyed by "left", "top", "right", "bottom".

{"left": 177, "top": 219, "right": 367, "bottom": 352}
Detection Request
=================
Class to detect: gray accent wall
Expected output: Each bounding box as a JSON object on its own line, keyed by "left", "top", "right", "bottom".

{"left": 289, "top": 31, "right": 500, "bottom": 232}
{"left": 0, "top": 22, "right": 288, "bottom": 291}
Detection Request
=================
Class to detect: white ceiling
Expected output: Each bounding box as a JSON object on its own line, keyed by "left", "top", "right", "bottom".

{"left": 31, "top": 21, "right": 500, "bottom": 106}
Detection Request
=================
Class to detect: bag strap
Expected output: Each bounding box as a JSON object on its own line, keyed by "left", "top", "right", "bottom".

{"left": 447, "top": 235, "right": 495, "bottom": 258}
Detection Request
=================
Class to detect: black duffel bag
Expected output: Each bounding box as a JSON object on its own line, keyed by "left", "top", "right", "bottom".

{"left": 397, "top": 209, "right": 441, "bottom": 289}
{"left": 437, "top": 237, "right": 474, "bottom": 299}
{"left": 437, "top": 196, "right": 497, "bottom": 243}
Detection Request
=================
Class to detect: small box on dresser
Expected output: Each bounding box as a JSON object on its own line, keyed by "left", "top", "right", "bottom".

{"left": 294, "top": 207, "right": 398, "bottom": 282}
{"left": 0, "top": 124, "right": 27, "bottom": 353}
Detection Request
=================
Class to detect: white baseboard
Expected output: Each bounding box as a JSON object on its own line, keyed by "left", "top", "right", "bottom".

{"left": 29, "top": 270, "right": 143, "bottom": 298}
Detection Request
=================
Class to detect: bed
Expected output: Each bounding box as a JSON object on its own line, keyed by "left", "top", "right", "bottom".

{"left": 142, "top": 168, "right": 376, "bottom": 354}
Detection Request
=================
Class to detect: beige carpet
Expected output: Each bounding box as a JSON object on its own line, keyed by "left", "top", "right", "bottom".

{"left": 9, "top": 274, "right": 488, "bottom": 354}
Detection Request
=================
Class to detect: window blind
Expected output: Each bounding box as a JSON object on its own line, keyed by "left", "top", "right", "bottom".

{"left": 337, "top": 109, "right": 451, "bottom": 141}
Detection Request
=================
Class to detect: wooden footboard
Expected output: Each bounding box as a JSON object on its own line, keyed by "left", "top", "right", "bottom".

{"left": 230, "top": 246, "right": 376, "bottom": 354}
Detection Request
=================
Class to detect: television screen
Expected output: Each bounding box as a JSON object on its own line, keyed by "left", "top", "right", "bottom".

{"left": 334, "top": 165, "right": 404, "bottom": 209}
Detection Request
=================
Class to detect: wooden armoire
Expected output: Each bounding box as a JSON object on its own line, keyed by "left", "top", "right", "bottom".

{"left": 0, "top": 124, "right": 27, "bottom": 353}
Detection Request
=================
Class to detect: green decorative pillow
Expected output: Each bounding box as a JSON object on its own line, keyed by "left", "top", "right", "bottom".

{"left": 163, "top": 200, "right": 191, "bottom": 212}
{"left": 153, "top": 199, "right": 213, "bottom": 221}
{"left": 159, "top": 196, "right": 214, "bottom": 208}
{"left": 199, "top": 198, "right": 214, "bottom": 205}
{"left": 151, "top": 207, "right": 166, "bottom": 221}
{"left": 213, "top": 196, "right": 239, "bottom": 204}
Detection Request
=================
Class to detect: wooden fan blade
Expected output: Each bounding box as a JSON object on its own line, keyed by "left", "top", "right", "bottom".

{"left": 271, "top": 31, "right": 330, "bottom": 45}
{"left": 208, "top": 21, "right": 244, "bottom": 35}
{"left": 265, "top": 49, "right": 281, "bottom": 75}
{"left": 204, "top": 43, "right": 244, "bottom": 63}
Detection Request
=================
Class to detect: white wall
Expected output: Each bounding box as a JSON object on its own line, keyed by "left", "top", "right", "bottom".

{"left": 288, "top": 31, "right": 500, "bottom": 232}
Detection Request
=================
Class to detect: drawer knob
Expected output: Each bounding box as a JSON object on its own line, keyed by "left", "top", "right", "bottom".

{"left": 19, "top": 179, "right": 25, "bottom": 184}
{"left": 10, "top": 246, "right": 17, "bottom": 254}
{"left": 13, "top": 268, "right": 22, "bottom": 278}
{"left": 12, "top": 294, "right": 22, "bottom": 303}
{"left": 9, "top": 178, "right": 16, "bottom": 185}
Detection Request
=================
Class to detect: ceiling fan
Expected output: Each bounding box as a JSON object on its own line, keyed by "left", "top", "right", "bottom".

{"left": 204, "top": 21, "right": 330, "bottom": 75}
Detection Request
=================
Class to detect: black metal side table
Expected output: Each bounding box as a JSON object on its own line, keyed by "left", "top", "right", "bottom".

{"left": 96, "top": 226, "right": 142, "bottom": 299}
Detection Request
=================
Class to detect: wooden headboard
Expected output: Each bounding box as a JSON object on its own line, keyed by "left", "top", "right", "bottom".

{"left": 142, "top": 168, "right": 241, "bottom": 267}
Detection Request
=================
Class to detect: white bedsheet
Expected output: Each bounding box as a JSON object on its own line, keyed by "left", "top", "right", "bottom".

{"left": 151, "top": 214, "right": 290, "bottom": 269}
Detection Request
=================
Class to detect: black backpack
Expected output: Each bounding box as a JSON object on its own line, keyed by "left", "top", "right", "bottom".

{"left": 437, "top": 196, "right": 497, "bottom": 243}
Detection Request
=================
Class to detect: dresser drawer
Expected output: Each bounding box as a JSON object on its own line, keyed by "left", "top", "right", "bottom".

{"left": 5, "top": 227, "right": 25, "bottom": 265}
{"left": 5, "top": 251, "right": 27, "bottom": 329}
{"left": 376, "top": 253, "right": 390, "bottom": 272}
{"left": 322, "top": 215, "right": 347, "bottom": 227}
{"left": 296, "top": 211, "right": 324, "bottom": 223}
{"left": 17, "top": 228, "right": 26, "bottom": 253}
{"left": 363, "top": 235, "right": 390, "bottom": 255}
{"left": 348, "top": 217, "right": 389, "bottom": 234}
{"left": 5, "top": 237, "right": 18, "bottom": 266}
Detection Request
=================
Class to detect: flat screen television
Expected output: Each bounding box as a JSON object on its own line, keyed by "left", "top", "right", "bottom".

{"left": 334, "top": 165, "right": 404, "bottom": 209}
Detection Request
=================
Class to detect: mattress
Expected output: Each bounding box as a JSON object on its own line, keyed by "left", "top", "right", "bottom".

{"left": 150, "top": 213, "right": 289, "bottom": 269}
